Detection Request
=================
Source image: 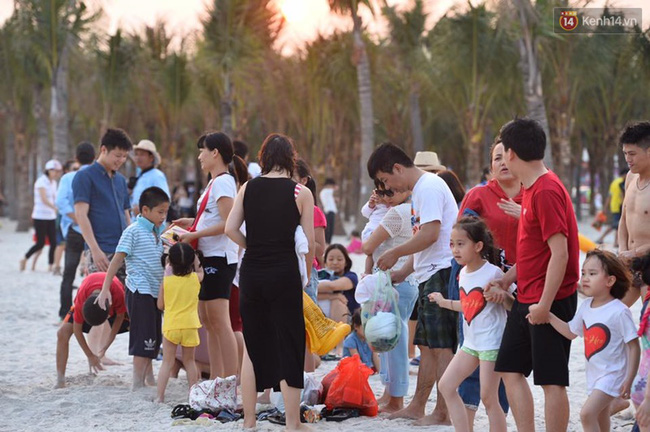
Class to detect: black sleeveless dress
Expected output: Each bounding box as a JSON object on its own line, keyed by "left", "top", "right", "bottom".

{"left": 239, "top": 177, "right": 305, "bottom": 392}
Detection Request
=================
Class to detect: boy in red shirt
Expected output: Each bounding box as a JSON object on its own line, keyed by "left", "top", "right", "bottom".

{"left": 489, "top": 118, "right": 579, "bottom": 432}
{"left": 55, "top": 272, "right": 128, "bottom": 388}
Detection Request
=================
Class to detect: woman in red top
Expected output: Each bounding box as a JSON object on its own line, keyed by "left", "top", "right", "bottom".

{"left": 459, "top": 140, "right": 523, "bottom": 265}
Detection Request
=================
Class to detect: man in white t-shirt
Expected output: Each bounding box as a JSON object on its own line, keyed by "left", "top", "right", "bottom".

{"left": 369, "top": 142, "right": 459, "bottom": 425}
{"left": 233, "top": 139, "right": 261, "bottom": 179}
{"left": 320, "top": 179, "right": 338, "bottom": 244}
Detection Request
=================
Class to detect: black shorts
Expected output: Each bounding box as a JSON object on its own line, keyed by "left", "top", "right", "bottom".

{"left": 495, "top": 292, "right": 577, "bottom": 386}
{"left": 63, "top": 305, "right": 130, "bottom": 334}
{"left": 199, "top": 256, "right": 237, "bottom": 301}
{"left": 126, "top": 289, "right": 162, "bottom": 359}
{"left": 413, "top": 268, "right": 457, "bottom": 349}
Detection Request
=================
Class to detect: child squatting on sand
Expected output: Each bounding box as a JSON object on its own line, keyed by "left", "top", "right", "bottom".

{"left": 428, "top": 217, "right": 514, "bottom": 432}
{"left": 156, "top": 242, "right": 204, "bottom": 402}
{"left": 536, "top": 249, "right": 640, "bottom": 432}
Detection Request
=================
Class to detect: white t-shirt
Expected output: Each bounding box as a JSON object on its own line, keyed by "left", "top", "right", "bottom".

{"left": 569, "top": 297, "right": 638, "bottom": 397}
{"left": 196, "top": 175, "right": 239, "bottom": 263}
{"left": 32, "top": 174, "right": 58, "bottom": 220}
{"left": 373, "top": 203, "right": 412, "bottom": 271}
{"left": 248, "top": 162, "right": 261, "bottom": 178}
{"left": 411, "top": 172, "right": 457, "bottom": 282}
{"left": 459, "top": 262, "right": 512, "bottom": 352}
{"left": 319, "top": 188, "right": 337, "bottom": 213}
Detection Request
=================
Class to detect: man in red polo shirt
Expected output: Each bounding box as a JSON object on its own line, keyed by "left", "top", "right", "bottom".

{"left": 489, "top": 118, "right": 579, "bottom": 432}
{"left": 55, "top": 272, "right": 128, "bottom": 388}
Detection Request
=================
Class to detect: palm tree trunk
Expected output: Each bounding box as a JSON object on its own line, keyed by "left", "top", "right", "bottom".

{"left": 33, "top": 85, "right": 50, "bottom": 170}
{"left": 3, "top": 117, "right": 17, "bottom": 219}
{"left": 51, "top": 35, "right": 71, "bottom": 162}
{"left": 14, "top": 123, "right": 32, "bottom": 231}
{"left": 513, "top": 0, "right": 553, "bottom": 169}
{"left": 409, "top": 88, "right": 424, "bottom": 153}
{"left": 352, "top": 15, "right": 375, "bottom": 226}
{"left": 221, "top": 72, "right": 234, "bottom": 137}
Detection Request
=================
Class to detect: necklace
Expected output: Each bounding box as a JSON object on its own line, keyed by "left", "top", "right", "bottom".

{"left": 637, "top": 177, "right": 650, "bottom": 191}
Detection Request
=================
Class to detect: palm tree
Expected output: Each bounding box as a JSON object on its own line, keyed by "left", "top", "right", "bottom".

{"left": 428, "top": 3, "right": 520, "bottom": 184}
{"left": 199, "top": 0, "right": 281, "bottom": 137}
{"left": 510, "top": 0, "right": 553, "bottom": 168}
{"left": 328, "top": 0, "right": 376, "bottom": 220}
{"left": 383, "top": 0, "right": 429, "bottom": 153}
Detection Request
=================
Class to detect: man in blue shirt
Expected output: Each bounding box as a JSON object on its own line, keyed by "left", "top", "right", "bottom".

{"left": 129, "top": 140, "right": 170, "bottom": 216}
{"left": 56, "top": 141, "right": 96, "bottom": 319}
{"left": 73, "top": 128, "right": 133, "bottom": 278}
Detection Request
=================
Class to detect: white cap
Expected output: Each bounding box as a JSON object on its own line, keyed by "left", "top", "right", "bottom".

{"left": 45, "top": 159, "right": 63, "bottom": 171}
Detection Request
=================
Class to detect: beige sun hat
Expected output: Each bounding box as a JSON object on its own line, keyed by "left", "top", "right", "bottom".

{"left": 414, "top": 151, "right": 446, "bottom": 172}
{"left": 133, "top": 139, "right": 161, "bottom": 166}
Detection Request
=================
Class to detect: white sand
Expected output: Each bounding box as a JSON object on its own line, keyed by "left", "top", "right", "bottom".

{"left": 0, "top": 217, "right": 639, "bottom": 431}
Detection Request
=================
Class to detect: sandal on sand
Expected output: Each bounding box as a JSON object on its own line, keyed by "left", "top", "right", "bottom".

{"left": 267, "top": 412, "right": 286, "bottom": 426}
{"left": 171, "top": 404, "right": 193, "bottom": 419}
{"left": 322, "top": 408, "right": 360, "bottom": 422}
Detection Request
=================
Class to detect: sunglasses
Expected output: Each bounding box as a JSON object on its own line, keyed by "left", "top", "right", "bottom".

{"left": 374, "top": 189, "right": 394, "bottom": 197}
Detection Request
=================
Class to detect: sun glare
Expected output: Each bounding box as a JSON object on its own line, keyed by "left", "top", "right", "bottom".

{"left": 279, "top": 0, "right": 309, "bottom": 23}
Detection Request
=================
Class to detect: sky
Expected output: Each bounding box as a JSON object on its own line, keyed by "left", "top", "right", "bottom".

{"left": 0, "top": 0, "right": 648, "bottom": 53}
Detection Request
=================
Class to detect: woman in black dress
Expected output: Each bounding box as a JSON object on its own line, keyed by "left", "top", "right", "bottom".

{"left": 226, "top": 134, "right": 314, "bottom": 431}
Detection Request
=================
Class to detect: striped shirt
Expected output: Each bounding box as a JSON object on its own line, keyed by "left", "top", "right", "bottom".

{"left": 116, "top": 215, "right": 164, "bottom": 297}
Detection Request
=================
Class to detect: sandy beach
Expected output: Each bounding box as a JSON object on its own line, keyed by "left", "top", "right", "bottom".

{"left": 0, "top": 217, "right": 639, "bottom": 431}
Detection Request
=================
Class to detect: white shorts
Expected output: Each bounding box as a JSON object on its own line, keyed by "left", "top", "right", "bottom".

{"left": 318, "top": 299, "right": 332, "bottom": 317}
{"left": 588, "top": 371, "right": 625, "bottom": 398}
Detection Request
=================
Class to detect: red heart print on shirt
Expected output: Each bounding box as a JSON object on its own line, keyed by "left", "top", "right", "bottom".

{"left": 583, "top": 323, "right": 611, "bottom": 361}
{"left": 460, "top": 287, "right": 487, "bottom": 325}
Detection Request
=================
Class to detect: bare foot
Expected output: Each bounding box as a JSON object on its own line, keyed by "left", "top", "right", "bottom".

{"left": 414, "top": 413, "right": 452, "bottom": 426}
{"left": 376, "top": 390, "right": 391, "bottom": 405}
{"left": 257, "top": 390, "right": 271, "bottom": 404}
{"left": 379, "top": 402, "right": 404, "bottom": 414}
{"left": 388, "top": 406, "right": 424, "bottom": 420}
{"left": 100, "top": 357, "right": 122, "bottom": 366}
{"left": 54, "top": 380, "right": 65, "bottom": 389}
{"left": 243, "top": 420, "right": 257, "bottom": 430}
{"left": 19, "top": 258, "right": 26, "bottom": 271}
{"left": 610, "top": 397, "right": 630, "bottom": 416}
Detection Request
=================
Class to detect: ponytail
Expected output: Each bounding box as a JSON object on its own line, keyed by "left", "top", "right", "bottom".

{"left": 230, "top": 155, "right": 250, "bottom": 186}
{"left": 454, "top": 216, "right": 501, "bottom": 267}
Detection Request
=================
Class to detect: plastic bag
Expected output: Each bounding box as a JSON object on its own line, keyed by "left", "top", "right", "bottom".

{"left": 189, "top": 375, "right": 237, "bottom": 412}
{"left": 271, "top": 373, "right": 323, "bottom": 413}
{"left": 360, "top": 271, "right": 401, "bottom": 352}
{"left": 323, "top": 355, "right": 378, "bottom": 416}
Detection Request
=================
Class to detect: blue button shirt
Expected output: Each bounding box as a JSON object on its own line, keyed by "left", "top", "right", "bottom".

{"left": 130, "top": 167, "right": 170, "bottom": 210}
{"left": 116, "top": 215, "right": 164, "bottom": 297}
{"left": 56, "top": 164, "right": 90, "bottom": 237}
{"left": 343, "top": 331, "right": 374, "bottom": 368}
{"left": 72, "top": 161, "right": 130, "bottom": 254}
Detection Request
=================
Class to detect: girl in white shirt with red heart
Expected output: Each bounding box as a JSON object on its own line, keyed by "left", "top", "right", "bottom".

{"left": 429, "top": 216, "right": 514, "bottom": 432}
{"left": 537, "top": 249, "right": 640, "bottom": 432}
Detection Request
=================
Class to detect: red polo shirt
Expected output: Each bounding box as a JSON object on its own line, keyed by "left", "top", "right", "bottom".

{"left": 516, "top": 171, "right": 579, "bottom": 303}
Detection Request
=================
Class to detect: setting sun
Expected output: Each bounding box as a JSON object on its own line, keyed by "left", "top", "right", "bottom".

{"left": 279, "top": 0, "right": 310, "bottom": 23}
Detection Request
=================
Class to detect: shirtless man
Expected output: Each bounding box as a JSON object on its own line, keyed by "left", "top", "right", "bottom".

{"left": 619, "top": 121, "right": 650, "bottom": 306}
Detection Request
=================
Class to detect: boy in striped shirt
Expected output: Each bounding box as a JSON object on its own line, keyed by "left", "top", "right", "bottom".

{"left": 97, "top": 186, "right": 170, "bottom": 389}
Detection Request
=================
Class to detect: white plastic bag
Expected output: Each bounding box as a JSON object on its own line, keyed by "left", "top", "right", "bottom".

{"left": 360, "top": 271, "right": 401, "bottom": 352}
{"left": 271, "top": 373, "right": 323, "bottom": 412}
{"left": 189, "top": 375, "right": 237, "bottom": 412}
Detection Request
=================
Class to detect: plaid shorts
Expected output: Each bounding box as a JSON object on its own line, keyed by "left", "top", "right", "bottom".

{"left": 84, "top": 250, "right": 127, "bottom": 286}
{"left": 413, "top": 267, "right": 457, "bottom": 349}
